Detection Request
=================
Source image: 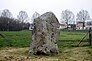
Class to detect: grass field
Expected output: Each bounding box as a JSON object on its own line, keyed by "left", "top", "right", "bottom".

{"left": 0, "top": 30, "right": 31, "bottom": 48}
{"left": 0, "top": 30, "right": 92, "bottom": 61}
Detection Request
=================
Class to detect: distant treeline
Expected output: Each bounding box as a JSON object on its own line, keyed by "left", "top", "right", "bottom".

{"left": 0, "top": 9, "right": 30, "bottom": 31}
{"left": 0, "top": 17, "right": 30, "bottom": 31}
{"left": 0, "top": 9, "right": 91, "bottom": 31}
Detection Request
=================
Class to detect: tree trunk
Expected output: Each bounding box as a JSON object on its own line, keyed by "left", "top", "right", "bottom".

{"left": 66, "top": 20, "right": 68, "bottom": 29}
{"left": 83, "top": 22, "right": 85, "bottom": 30}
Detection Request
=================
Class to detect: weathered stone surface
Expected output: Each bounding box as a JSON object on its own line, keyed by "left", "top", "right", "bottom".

{"left": 29, "top": 12, "right": 60, "bottom": 55}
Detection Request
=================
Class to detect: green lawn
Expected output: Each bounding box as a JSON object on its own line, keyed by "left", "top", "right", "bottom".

{"left": 0, "top": 30, "right": 31, "bottom": 48}
{"left": 0, "top": 30, "right": 89, "bottom": 48}
{"left": 0, "top": 30, "right": 92, "bottom": 61}
{"left": 59, "top": 30, "right": 88, "bottom": 41}
{"left": 59, "top": 30, "right": 89, "bottom": 48}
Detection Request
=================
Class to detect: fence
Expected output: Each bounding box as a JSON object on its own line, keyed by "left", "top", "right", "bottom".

{"left": 59, "top": 30, "right": 92, "bottom": 47}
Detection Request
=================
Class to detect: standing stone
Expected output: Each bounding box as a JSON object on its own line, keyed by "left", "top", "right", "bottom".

{"left": 29, "top": 12, "right": 60, "bottom": 55}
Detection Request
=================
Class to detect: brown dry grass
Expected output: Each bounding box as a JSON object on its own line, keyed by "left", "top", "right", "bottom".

{"left": 0, "top": 47, "right": 92, "bottom": 61}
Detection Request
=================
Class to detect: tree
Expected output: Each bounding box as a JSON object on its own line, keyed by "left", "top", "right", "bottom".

{"left": 31, "top": 12, "right": 40, "bottom": 24}
{"left": 17, "top": 11, "right": 30, "bottom": 30}
{"left": 17, "top": 11, "right": 29, "bottom": 23}
{"left": 0, "top": 10, "right": 1, "bottom": 17}
{"left": 1, "top": 9, "right": 13, "bottom": 18}
{"left": 0, "top": 10, "right": 30, "bottom": 31}
{"left": 29, "top": 12, "right": 40, "bottom": 30}
{"left": 76, "top": 9, "right": 90, "bottom": 29}
{"left": 61, "top": 9, "right": 74, "bottom": 29}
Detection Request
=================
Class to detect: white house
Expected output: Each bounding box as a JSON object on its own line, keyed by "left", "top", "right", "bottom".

{"left": 59, "top": 20, "right": 76, "bottom": 30}
{"left": 85, "top": 20, "right": 92, "bottom": 30}
{"left": 76, "top": 20, "right": 92, "bottom": 30}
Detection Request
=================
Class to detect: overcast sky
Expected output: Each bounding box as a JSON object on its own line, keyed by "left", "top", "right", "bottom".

{"left": 0, "top": 0, "right": 92, "bottom": 22}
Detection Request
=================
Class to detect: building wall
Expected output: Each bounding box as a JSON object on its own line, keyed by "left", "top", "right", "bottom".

{"left": 76, "top": 23, "right": 83, "bottom": 30}
{"left": 76, "top": 20, "right": 92, "bottom": 30}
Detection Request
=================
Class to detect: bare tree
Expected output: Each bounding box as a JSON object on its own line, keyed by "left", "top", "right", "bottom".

{"left": 17, "top": 11, "right": 30, "bottom": 30}
{"left": 31, "top": 12, "right": 40, "bottom": 24}
{"left": 1, "top": 9, "right": 13, "bottom": 18}
{"left": 76, "top": 9, "right": 90, "bottom": 29}
{"left": 61, "top": 9, "right": 74, "bottom": 29}
{"left": 0, "top": 10, "right": 1, "bottom": 17}
{"left": 17, "top": 11, "right": 29, "bottom": 23}
{"left": 29, "top": 12, "right": 40, "bottom": 30}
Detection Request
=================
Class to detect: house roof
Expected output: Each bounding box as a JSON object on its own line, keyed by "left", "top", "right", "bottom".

{"left": 85, "top": 20, "right": 92, "bottom": 22}
{"left": 77, "top": 20, "right": 92, "bottom": 22}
